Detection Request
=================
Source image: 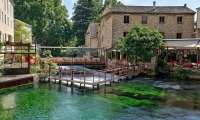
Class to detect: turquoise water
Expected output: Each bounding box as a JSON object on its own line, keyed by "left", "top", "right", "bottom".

{"left": 1, "top": 84, "right": 200, "bottom": 120}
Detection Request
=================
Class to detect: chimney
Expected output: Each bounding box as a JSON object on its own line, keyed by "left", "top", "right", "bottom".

{"left": 153, "top": 1, "right": 156, "bottom": 6}
{"left": 184, "top": 4, "right": 187, "bottom": 7}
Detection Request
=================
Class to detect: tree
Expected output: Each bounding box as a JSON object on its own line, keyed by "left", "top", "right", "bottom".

{"left": 103, "top": 0, "right": 122, "bottom": 9}
{"left": 15, "top": 19, "right": 32, "bottom": 43}
{"left": 72, "top": 0, "right": 98, "bottom": 46}
{"left": 14, "top": 0, "right": 72, "bottom": 46}
{"left": 117, "top": 26, "right": 164, "bottom": 62}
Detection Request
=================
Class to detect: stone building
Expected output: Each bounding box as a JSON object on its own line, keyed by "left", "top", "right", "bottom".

{"left": 85, "top": 23, "right": 99, "bottom": 48}
{"left": 85, "top": 3, "right": 196, "bottom": 49}
{"left": 196, "top": 7, "right": 200, "bottom": 38}
{"left": 0, "top": 0, "right": 14, "bottom": 42}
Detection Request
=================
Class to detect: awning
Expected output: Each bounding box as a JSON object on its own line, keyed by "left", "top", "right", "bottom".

{"left": 164, "top": 38, "right": 200, "bottom": 49}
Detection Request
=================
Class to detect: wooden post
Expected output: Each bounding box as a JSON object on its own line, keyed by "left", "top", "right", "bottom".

{"left": 104, "top": 72, "right": 107, "bottom": 86}
{"left": 48, "top": 64, "right": 51, "bottom": 83}
{"left": 59, "top": 67, "right": 62, "bottom": 85}
{"left": 71, "top": 69, "right": 74, "bottom": 86}
{"left": 197, "top": 47, "right": 199, "bottom": 68}
{"left": 93, "top": 73, "right": 95, "bottom": 89}
{"left": 84, "top": 58, "right": 86, "bottom": 88}
{"left": 28, "top": 44, "right": 31, "bottom": 73}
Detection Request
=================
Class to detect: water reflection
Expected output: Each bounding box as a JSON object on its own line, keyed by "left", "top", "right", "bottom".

{"left": 1, "top": 93, "right": 16, "bottom": 110}
{"left": 1, "top": 78, "right": 200, "bottom": 120}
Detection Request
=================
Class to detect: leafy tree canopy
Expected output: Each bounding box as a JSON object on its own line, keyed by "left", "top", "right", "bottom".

{"left": 14, "top": 0, "right": 72, "bottom": 46}
{"left": 15, "top": 19, "right": 32, "bottom": 43}
{"left": 117, "top": 26, "right": 164, "bottom": 62}
{"left": 72, "top": 0, "right": 123, "bottom": 46}
{"left": 103, "top": 0, "right": 123, "bottom": 8}
{"left": 72, "top": 0, "right": 100, "bottom": 46}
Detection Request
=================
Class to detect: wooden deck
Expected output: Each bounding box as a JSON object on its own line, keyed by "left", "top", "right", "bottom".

{"left": 0, "top": 74, "right": 36, "bottom": 89}
{"left": 43, "top": 65, "right": 142, "bottom": 90}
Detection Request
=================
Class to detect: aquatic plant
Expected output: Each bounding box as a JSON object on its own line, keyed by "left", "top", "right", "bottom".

{"left": 0, "top": 110, "right": 15, "bottom": 120}
{"left": 103, "top": 83, "right": 167, "bottom": 109}
{"left": 113, "top": 83, "right": 166, "bottom": 100}
{"left": 16, "top": 87, "right": 56, "bottom": 119}
{"left": 104, "top": 94, "right": 155, "bottom": 108}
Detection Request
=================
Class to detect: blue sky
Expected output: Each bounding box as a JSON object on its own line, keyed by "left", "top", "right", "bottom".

{"left": 64, "top": 0, "right": 200, "bottom": 18}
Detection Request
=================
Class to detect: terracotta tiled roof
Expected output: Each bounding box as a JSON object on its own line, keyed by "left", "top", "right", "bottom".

{"left": 104, "top": 5, "right": 196, "bottom": 15}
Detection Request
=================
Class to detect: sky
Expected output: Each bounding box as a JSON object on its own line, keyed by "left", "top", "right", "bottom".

{"left": 64, "top": 0, "right": 200, "bottom": 18}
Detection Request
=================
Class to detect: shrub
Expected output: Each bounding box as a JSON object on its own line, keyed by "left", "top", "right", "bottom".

{"left": 172, "top": 68, "right": 191, "bottom": 81}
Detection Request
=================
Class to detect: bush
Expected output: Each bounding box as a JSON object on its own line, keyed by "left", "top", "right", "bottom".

{"left": 172, "top": 68, "right": 191, "bottom": 81}
{"left": 117, "top": 25, "right": 164, "bottom": 62}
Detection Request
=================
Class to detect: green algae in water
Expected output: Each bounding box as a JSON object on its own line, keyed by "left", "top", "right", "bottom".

{"left": 16, "top": 88, "right": 56, "bottom": 119}
{"left": 102, "top": 83, "right": 168, "bottom": 109}
{"left": 0, "top": 86, "right": 57, "bottom": 120}
{"left": 113, "top": 83, "right": 167, "bottom": 100}
{"left": 103, "top": 94, "right": 155, "bottom": 109}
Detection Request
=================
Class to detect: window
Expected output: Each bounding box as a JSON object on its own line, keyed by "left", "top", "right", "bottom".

{"left": 124, "top": 15, "right": 129, "bottom": 24}
{"left": 142, "top": 16, "right": 148, "bottom": 24}
{"left": 159, "top": 16, "right": 165, "bottom": 24}
{"left": 177, "top": 16, "right": 183, "bottom": 24}
{"left": 176, "top": 33, "right": 182, "bottom": 39}
{"left": 123, "top": 32, "right": 128, "bottom": 37}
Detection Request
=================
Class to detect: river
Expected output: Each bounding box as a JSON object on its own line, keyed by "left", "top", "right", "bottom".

{"left": 0, "top": 81, "right": 200, "bottom": 120}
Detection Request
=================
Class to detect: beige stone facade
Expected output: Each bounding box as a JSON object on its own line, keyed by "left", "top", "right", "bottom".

{"left": 197, "top": 7, "right": 200, "bottom": 29}
{"left": 196, "top": 7, "right": 200, "bottom": 38}
{"left": 85, "top": 23, "right": 99, "bottom": 48}
{"left": 86, "top": 4, "right": 196, "bottom": 49}
{"left": 0, "top": 0, "right": 14, "bottom": 42}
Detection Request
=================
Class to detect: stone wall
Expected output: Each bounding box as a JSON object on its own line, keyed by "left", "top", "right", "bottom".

{"left": 94, "top": 13, "right": 194, "bottom": 49}
{"left": 98, "top": 14, "right": 113, "bottom": 48}
{"left": 197, "top": 8, "right": 200, "bottom": 29}
{"left": 112, "top": 13, "right": 194, "bottom": 44}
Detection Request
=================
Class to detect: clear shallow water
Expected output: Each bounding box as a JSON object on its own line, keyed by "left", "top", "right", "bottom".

{"left": 1, "top": 84, "right": 200, "bottom": 120}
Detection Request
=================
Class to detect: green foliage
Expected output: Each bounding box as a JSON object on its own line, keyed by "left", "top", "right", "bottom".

{"left": 114, "top": 83, "right": 166, "bottom": 100}
{"left": 103, "top": 0, "right": 122, "bottom": 9}
{"left": 72, "top": 0, "right": 99, "bottom": 46}
{"left": 156, "top": 49, "right": 170, "bottom": 75}
{"left": 15, "top": 19, "right": 32, "bottom": 43}
{"left": 16, "top": 88, "right": 56, "bottom": 114}
{"left": 30, "top": 65, "right": 41, "bottom": 74}
{"left": 117, "top": 25, "right": 164, "bottom": 62}
{"left": 14, "top": 0, "right": 72, "bottom": 46}
{"left": 104, "top": 83, "right": 167, "bottom": 108}
{"left": 62, "top": 49, "right": 82, "bottom": 57}
{"left": 0, "top": 109, "right": 15, "bottom": 120}
{"left": 172, "top": 68, "right": 192, "bottom": 81}
{"left": 43, "top": 50, "right": 52, "bottom": 57}
{"left": 104, "top": 94, "right": 154, "bottom": 108}
{"left": 66, "top": 37, "right": 79, "bottom": 47}
{"left": 72, "top": 0, "right": 123, "bottom": 46}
